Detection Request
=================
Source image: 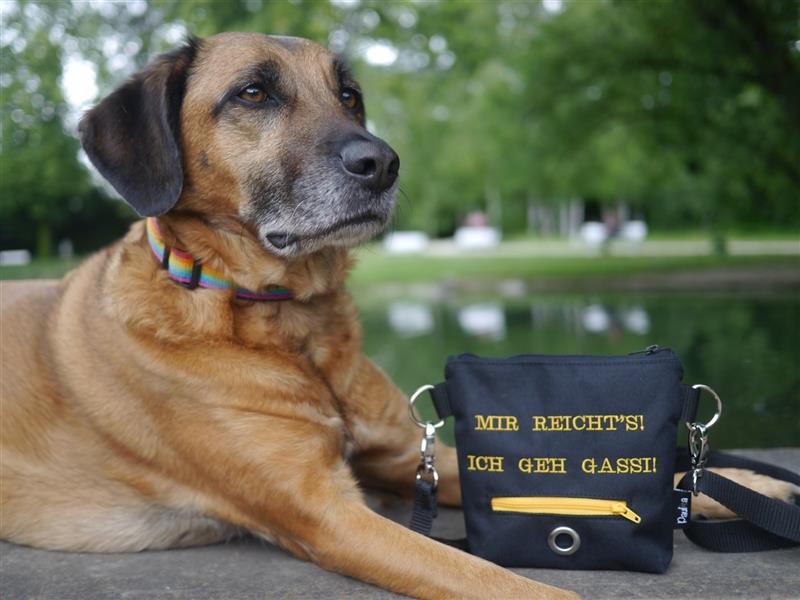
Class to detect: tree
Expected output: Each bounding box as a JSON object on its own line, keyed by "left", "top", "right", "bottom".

{"left": 513, "top": 0, "right": 800, "bottom": 235}
{"left": 2, "top": 0, "right": 798, "bottom": 256}
{"left": 1, "top": 3, "right": 90, "bottom": 256}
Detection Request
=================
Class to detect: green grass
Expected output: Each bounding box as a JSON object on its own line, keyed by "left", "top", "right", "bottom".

{"left": 349, "top": 251, "right": 798, "bottom": 285}
{"left": 2, "top": 251, "right": 797, "bottom": 285}
{"left": 501, "top": 230, "right": 800, "bottom": 241}
{"left": 0, "top": 257, "right": 82, "bottom": 280}
{"left": 647, "top": 230, "right": 800, "bottom": 241}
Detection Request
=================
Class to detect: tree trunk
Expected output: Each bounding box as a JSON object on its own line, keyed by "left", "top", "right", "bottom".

{"left": 485, "top": 183, "right": 502, "bottom": 230}
{"left": 35, "top": 220, "right": 53, "bottom": 258}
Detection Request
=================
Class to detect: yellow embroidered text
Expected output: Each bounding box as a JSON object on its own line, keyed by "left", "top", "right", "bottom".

{"left": 532, "top": 414, "right": 644, "bottom": 432}
{"left": 581, "top": 456, "right": 657, "bottom": 475}
{"left": 466, "top": 454, "right": 505, "bottom": 472}
{"left": 518, "top": 457, "right": 567, "bottom": 474}
{"left": 474, "top": 415, "right": 520, "bottom": 431}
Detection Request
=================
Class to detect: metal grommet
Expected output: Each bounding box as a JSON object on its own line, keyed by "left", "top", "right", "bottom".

{"left": 547, "top": 526, "right": 581, "bottom": 556}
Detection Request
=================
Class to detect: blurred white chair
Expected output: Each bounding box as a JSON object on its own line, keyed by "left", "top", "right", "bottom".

{"left": 383, "top": 231, "right": 429, "bottom": 254}
{"left": 0, "top": 249, "right": 32, "bottom": 266}
{"left": 458, "top": 303, "right": 506, "bottom": 340}
{"left": 581, "top": 304, "right": 611, "bottom": 333}
{"left": 578, "top": 222, "right": 608, "bottom": 247}
{"left": 620, "top": 220, "right": 648, "bottom": 243}
{"left": 454, "top": 226, "right": 501, "bottom": 249}
{"left": 621, "top": 306, "right": 651, "bottom": 335}
{"left": 387, "top": 301, "right": 434, "bottom": 337}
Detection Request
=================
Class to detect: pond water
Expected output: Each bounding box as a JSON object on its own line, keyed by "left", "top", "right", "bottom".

{"left": 356, "top": 289, "right": 799, "bottom": 449}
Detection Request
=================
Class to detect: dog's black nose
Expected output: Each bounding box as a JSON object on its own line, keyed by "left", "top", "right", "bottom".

{"left": 339, "top": 138, "right": 399, "bottom": 192}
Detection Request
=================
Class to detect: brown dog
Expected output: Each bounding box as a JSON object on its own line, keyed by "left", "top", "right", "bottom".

{"left": 0, "top": 33, "right": 794, "bottom": 599}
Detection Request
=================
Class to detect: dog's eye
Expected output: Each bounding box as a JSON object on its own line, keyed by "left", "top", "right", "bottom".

{"left": 340, "top": 88, "right": 361, "bottom": 111}
{"left": 238, "top": 85, "right": 268, "bottom": 104}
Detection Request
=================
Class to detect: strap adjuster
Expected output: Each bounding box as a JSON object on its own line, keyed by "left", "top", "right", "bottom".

{"left": 161, "top": 245, "right": 171, "bottom": 270}
{"left": 187, "top": 259, "right": 202, "bottom": 290}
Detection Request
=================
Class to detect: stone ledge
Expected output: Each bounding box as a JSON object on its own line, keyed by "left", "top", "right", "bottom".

{"left": 2, "top": 448, "right": 798, "bottom": 599}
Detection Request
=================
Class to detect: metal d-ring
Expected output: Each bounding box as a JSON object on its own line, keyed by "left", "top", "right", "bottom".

{"left": 409, "top": 384, "right": 445, "bottom": 430}
{"left": 686, "top": 384, "right": 723, "bottom": 431}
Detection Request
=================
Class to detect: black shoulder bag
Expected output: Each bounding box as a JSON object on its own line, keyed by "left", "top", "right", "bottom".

{"left": 407, "top": 347, "right": 800, "bottom": 573}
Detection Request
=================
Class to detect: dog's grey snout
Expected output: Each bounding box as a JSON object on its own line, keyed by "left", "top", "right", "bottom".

{"left": 338, "top": 137, "right": 399, "bottom": 193}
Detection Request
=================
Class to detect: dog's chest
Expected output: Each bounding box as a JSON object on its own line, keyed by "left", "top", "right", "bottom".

{"left": 230, "top": 293, "right": 364, "bottom": 451}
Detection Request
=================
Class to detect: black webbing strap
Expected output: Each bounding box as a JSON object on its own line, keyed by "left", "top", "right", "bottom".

{"left": 684, "top": 516, "right": 798, "bottom": 552}
{"left": 675, "top": 448, "right": 800, "bottom": 483}
{"left": 409, "top": 477, "right": 469, "bottom": 551}
{"left": 409, "top": 478, "right": 438, "bottom": 535}
{"left": 429, "top": 382, "right": 451, "bottom": 420}
{"left": 680, "top": 384, "right": 699, "bottom": 423}
{"left": 676, "top": 449, "right": 800, "bottom": 552}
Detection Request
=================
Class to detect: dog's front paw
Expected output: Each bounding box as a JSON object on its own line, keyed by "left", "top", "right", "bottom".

{"left": 686, "top": 467, "right": 800, "bottom": 519}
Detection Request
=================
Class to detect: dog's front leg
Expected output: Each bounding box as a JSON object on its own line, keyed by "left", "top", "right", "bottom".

{"left": 301, "top": 494, "right": 577, "bottom": 599}
{"left": 169, "top": 407, "right": 575, "bottom": 600}
{"left": 344, "top": 357, "right": 462, "bottom": 506}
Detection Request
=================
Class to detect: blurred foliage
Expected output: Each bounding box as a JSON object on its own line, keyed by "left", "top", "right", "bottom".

{"left": 1, "top": 0, "right": 798, "bottom": 256}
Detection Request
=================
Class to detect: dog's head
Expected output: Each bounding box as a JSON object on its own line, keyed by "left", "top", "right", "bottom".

{"left": 79, "top": 32, "right": 399, "bottom": 257}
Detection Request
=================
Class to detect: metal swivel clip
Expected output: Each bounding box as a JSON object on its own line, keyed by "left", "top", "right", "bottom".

{"left": 409, "top": 385, "right": 444, "bottom": 489}
{"left": 687, "top": 384, "right": 723, "bottom": 496}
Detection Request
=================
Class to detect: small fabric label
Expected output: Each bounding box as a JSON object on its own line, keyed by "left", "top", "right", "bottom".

{"left": 673, "top": 488, "right": 692, "bottom": 528}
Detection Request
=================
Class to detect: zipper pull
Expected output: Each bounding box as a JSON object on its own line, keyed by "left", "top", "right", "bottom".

{"left": 629, "top": 344, "right": 667, "bottom": 356}
{"left": 612, "top": 502, "right": 642, "bottom": 524}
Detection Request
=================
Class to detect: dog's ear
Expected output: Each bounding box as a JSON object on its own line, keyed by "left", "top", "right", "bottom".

{"left": 79, "top": 39, "right": 200, "bottom": 216}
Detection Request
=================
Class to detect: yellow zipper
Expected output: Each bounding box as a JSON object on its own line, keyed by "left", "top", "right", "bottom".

{"left": 491, "top": 496, "right": 642, "bottom": 524}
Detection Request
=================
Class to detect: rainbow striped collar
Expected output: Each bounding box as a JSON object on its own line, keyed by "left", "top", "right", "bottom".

{"left": 146, "top": 218, "right": 292, "bottom": 302}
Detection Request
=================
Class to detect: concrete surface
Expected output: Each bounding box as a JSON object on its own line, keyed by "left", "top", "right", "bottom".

{"left": 2, "top": 448, "right": 798, "bottom": 600}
